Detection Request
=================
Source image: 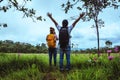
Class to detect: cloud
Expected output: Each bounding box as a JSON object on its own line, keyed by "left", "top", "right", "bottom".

{"left": 71, "top": 31, "right": 84, "bottom": 39}
{"left": 0, "top": 0, "right": 120, "bottom": 49}
{"left": 70, "top": 19, "right": 120, "bottom": 48}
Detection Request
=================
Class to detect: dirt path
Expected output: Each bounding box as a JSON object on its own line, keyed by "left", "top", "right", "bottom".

{"left": 43, "top": 72, "right": 57, "bottom": 80}
{"left": 42, "top": 68, "right": 69, "bottom": 80}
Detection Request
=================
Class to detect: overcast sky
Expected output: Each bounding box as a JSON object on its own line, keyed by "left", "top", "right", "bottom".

{"left": 0, "top": 0, "right": 120, "bottom": 49}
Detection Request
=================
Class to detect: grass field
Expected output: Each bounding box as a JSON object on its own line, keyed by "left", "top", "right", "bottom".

{"left": 0, "top": 53, "right": 120, "bottom": 80}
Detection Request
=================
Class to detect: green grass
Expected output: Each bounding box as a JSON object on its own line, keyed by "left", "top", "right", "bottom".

{"left": 0, "top": 53, "right": 120, "bottom": 80}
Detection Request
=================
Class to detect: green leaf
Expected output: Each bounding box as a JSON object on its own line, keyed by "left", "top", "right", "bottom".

{"left": 0, "top": 0, "right": 3, "bottom": 3}
{"left": 37, "top": 16, "right": 42, "bottom": 21}
{"left": 61, "top": 4, "right": 65, "bottom": 8}
{"left": 3, "top": 24, "right": 7, "bottom": 27}
{"left": 73, "top": 0, "right": 75, "bottom": 2}
{"left": 77, "top": 6, "right": 82, "bottom": 10}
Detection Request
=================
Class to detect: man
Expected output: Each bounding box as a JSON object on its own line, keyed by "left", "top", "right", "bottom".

{"left": 47, "top": 12, "right": 85, "bottom": 71}
{"left": 46, "top": 27, "right": 57, "bottom": 66}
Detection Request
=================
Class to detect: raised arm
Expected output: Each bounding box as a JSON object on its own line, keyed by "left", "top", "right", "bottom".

{"left": 72, "top": 12, "right": 85, "bottom": 27}
{"left": 47, "top": 13, "right": 58, "bottom": 26}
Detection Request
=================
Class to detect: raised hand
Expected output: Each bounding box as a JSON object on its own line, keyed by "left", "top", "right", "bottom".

{"left": 47, "top": 12, "right": 58, "bottom": 26}
{"left": 47, "top": 12, "right": 52, "bottom": 17}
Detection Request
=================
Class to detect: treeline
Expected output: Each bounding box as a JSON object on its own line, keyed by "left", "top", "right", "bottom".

{"left": 73, "top": 46, "right": 120, "bottom": 54}
{"left": 0, "top": 40, "right": 48, "bottom": 53}
{"left": 0, "top": 40, "right": 120, "bottom": 54}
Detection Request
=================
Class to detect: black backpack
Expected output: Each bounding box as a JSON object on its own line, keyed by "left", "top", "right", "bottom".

{"left": 59, "top": 27, "right": 69, "bottom": 49}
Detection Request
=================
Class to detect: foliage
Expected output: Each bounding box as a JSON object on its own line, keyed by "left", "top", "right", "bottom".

{"left": 0, "top": 40, "right": 48, "bottom": 53}
{"left": 105, "top": 40, "right": 112, "bottom": 48}
{"left": 61, "top": 0, "right": 120, "bottom": 14}
{"left": 0, "top": 40, "right": 119, "bottom": 53}
{"left": 0, "top": 0, "right": 45, "bottom": 28}
{"left": 0, "top": 53, "right": 120, "bottom": 80}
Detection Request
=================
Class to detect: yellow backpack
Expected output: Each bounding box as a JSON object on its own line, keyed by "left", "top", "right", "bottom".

{"left": 46, "top": 34, "right": 56, "bottom": 48}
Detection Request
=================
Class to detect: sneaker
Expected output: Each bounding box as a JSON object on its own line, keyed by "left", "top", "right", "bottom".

{"left": 54, "top": 64, "right": 56, "bottom": 66}
{"left": 60, "top": 68, "right": 64, "bottom": 71}
{"left": 65, "top": 68, "right": 70, "bottom": 71}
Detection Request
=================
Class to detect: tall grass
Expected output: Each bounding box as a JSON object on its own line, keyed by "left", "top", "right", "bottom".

{"left": 0, "top": 53, "right": 120, "bottom": 80}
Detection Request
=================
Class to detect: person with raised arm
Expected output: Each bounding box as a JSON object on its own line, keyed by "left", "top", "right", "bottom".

{"left": 47, "top": 12, "right": 85, "bottom": 71}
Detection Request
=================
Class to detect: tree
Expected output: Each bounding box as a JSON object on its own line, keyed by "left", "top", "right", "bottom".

{"left": 0, "top": 0, "right": 45, "bottom": 28}
{"left": 41, "top": 43, "right": 47, "bottom": 53}
{"left": 61, "top": 0, "right": 120, "bottom": 57}
{"left": 0, "top": 40, "right": 48, "bottom": 53}
{"left": 105, "top": 40, "right": 112, "bottom": 48}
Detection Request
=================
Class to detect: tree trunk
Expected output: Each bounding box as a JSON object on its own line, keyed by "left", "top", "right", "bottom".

{"left": 95, "top": 21, "right": 100, "bottom": 57}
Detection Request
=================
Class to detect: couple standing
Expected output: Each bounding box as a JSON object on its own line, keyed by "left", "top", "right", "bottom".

{"left": 46, "top": 12, "right": 84, "bottom": 71}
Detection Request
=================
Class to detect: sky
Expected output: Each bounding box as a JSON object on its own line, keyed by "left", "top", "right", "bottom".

{"left": 0, "top": 0, "right": 120, "bottom": 49}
